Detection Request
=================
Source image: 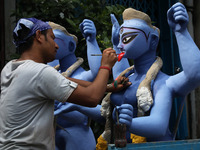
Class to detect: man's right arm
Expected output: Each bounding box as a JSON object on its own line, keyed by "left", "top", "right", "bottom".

{"left": 67, "top": 68, "right": 110, "bottom": 107}
{"left": 67, "top": 48, "right": 117, "bottom": 107}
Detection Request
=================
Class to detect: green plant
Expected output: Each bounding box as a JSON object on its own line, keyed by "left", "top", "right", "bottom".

{"left": 12, "top": 0, "right": 125, "bottom": 69}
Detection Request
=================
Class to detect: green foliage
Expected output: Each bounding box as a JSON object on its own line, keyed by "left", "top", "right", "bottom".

{"left": 12, "top": 0, "right": 125, "bottom": 69}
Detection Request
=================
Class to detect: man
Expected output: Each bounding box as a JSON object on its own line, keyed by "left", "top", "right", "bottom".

{"left": 0, "top": 18, "right": 130, "bottom": 150}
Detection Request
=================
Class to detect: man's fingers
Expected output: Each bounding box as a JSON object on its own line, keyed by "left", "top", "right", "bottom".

{"left": 116, "top": 76, "right": 130, "bottom": 85}
{"left": 103, "top": 48, "right": 117, "bottom": 53}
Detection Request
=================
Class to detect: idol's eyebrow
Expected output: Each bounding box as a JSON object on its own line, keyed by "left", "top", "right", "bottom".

{"left": 120, "top": 27, "right": 149, "bottom": 40}
{"left": 122, "top": 32, "right": 138, "bottom": 39}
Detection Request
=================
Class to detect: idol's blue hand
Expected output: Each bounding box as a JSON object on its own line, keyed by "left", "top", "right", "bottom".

{"left": 111, "top": 14, "right": 120, "bottom": 48}
{"left": 79, "top": 19, "right": 96, "bottom": 42}
{"left": 118, "top": 104, "right": 133, "bottom": 128}
{"left": 167, "top": 2, "right": 189, "bottom": 32}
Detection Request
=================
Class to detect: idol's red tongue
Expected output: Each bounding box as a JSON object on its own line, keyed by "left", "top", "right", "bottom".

{"left": 118, "top": 52, "right": 125, "bottom": 61}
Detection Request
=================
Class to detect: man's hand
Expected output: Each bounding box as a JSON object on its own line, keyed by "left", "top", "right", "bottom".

{"left": 107, "top": 76, "right": 131, "bottom": 92}
{"left": 101, "top": 48, "right": 118, "bottom": 69}
{"left": 167, "top": 2, "right": 189, "bottom": 32}
{"left": 79, "top": 19, "right": 96, "bottom": 42}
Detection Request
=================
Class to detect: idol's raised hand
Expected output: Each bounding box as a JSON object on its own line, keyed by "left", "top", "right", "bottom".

{"left": 167, "top": 2, "right": 189, "bottom": 32}
{"left": 111, "top": 14, "right": 120, "bottom": 49}
{"left": 79, "top": 19, "right": 96, "bottom": 42}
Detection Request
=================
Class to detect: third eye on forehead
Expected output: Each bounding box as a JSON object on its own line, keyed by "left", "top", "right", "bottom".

{"left": 121, "top": 32, "right": 138, "bottom": 44}
{"left": 120, "top": 27, "right": 148, "bottom": 39}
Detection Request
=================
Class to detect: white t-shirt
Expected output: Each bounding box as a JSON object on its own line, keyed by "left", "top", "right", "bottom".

{"left": 0, "top": 60, "right": 77, "bottom": 150}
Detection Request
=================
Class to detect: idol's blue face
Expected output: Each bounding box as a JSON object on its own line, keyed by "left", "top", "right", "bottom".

{"left": 53, "top": 30, "right": 76, "bottom": 60}
{"left": 117, "top": 27, "right": 149, "bottom": 60}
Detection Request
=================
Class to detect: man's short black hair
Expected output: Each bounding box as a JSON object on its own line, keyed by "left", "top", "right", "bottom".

{"left": 14, "top": 25, "right": 48, "bottom": 55}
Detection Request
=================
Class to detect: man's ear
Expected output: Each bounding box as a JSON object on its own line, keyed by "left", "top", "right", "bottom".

{"left": 35, "top": 30, "right": 42, "bottom": 43}
{"left": 149, "top": 33, "right": 159, "bottom": 51}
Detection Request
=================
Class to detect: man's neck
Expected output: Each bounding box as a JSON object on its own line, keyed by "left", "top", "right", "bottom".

{"left": 17, "top": 48, "right": 44, "bottom": 63}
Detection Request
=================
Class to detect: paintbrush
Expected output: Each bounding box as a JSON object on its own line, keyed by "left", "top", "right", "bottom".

{"left": 91, "top": 53, "right": 121, "bottom": 56}
{"left": 91, "top": 52, "right": 125, "bottom": 61}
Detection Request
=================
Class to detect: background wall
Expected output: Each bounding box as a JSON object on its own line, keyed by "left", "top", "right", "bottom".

{"left": 4, "top": 0, "right": 16, "bottom": 63}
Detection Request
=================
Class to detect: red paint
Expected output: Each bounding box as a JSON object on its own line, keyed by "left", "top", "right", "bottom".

{"left": 118, "top": 52, "right": 125, "bottom": 62}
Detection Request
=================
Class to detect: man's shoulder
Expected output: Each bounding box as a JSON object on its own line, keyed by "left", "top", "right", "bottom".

{"left": 10, "top": 60, "right": 54, "bottom": 76}
{"left": 20, "top": 60, "right": 51, "bottom": 71}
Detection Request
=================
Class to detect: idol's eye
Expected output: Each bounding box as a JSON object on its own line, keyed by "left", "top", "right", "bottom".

{"left": 122, "top": 34, "right": 137, "bottom": 44}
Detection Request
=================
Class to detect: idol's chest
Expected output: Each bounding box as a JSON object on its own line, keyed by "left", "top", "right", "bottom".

{"left": 123, "top": 77, "right": 141, "bottom": 105}
{"left": 111, "top": 74, "right": 145, "bottom": 107}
